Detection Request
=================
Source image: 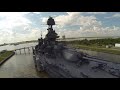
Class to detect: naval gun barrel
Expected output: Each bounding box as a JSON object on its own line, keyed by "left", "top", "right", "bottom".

{"left": 83, "top": 55, "right": 120, "bottom": 64}
{"left": 83, "top": 55, "right": 120, "bottom": 77}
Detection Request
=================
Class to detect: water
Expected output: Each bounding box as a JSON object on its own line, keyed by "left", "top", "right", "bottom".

{"left": 0, "top": 42, "right": 49, "bottom": 78}
{"left": 0, "top": 42, "right": 38, "bottom": 51}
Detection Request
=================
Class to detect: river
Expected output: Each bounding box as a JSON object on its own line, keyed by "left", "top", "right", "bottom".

{"left": 0, "top": 42, "right": 49, "bottom": 78}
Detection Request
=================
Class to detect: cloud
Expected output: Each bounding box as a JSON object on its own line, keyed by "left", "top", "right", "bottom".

{"left": 54, "top": 12, "right": 81, "bottom": 27}
{"left": 86, "top": 12, "right": 107, "bottom": 14}
{"left": 54, "top": 12, "right": 101, "bottom": 27}
{"left": 0, "top": 12, "right": 120, "bottom": 44}
{"left": 33, "top": 12, "right": 41, "bottom": 14}
{"left": 105, "top": 13, "right": 120, "bottom": 18}
{"left": 112, "top": 13, "right": 120, "bottom": 18}
{"left": 56, "top": 26, "right": 120, "bottom": 38}
{"left": 53, "top": 12, "right": 120, "bottom": 38}
{"left": 42, "top": 17, "right": 48, "bottom": 23}
{"left": 0, "top": 12, "right": 31, "bottom": 30}
{"left": 0, "top": 12, "right": 32, "bottom": 44}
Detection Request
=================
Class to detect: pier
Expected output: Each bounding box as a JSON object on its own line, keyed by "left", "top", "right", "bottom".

{"left": 13, "top": 46, "right": 35, "bottom": 55}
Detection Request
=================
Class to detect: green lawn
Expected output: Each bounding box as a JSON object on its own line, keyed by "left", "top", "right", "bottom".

{"left": 0, "top": 51, "right": 14, "bottom": 62}
{"left": 69, "top": 44, "right": 120, "bottom": 55}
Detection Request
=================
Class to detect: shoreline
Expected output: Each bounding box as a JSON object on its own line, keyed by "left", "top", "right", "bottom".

{"left": 67, "top": 45, "right": 120, "bottom": 63}
{"left": 0, "top": 51, "right": 15, "bottom": 65}
{"left": 68, "top": 44, "right": 120, "bottom": 55}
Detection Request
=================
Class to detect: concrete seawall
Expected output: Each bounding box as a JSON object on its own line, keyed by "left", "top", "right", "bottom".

{"left": 0, "top": 52, "right": 15, "bottom": 65}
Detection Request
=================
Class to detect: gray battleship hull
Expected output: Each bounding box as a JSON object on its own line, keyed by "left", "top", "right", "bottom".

{"left": 33, "top": 48, "right": 120, "bottom": 78}
{"left": 33, "top": 17, "right": 120, "bottom": 78}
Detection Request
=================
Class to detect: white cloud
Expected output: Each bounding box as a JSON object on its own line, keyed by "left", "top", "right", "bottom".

{"left": 86, "top": 12, "right": 107, "bottom": 14}
{"left": 0, "top": 12, "right": 29, "bottom": 17}
{"left": 56, "top": 26, "right": 120, "bottom": 38}
{"left": 42, "top": 17, "right": 48, "bottom": 23}
{"left": 54, "top": 12, "right": 81, "bottom": 27}
{"left": 54, "top": 12, "right": 101, "bottom": 27}
{"left": 33, "top": 12, "right": 41, "bottom": 14}
{"left": 0, "top": 12, "right": 31, "bottom": 29}
{"left": 66, "top": 12, "right": 82, "bottom": 16}
{"left": 112, "top": 13, "right": 120, "bottom": 18}
{"left": 0, "top": 12, "right": 32, "bottom": 44}
{"left": 105, "top": 13, "right": 120, "bottom": 18}
{"left": 0, "top": 12, "right": 120, "bottom": 44}
{"left": 54, "top": 12, "right": 120, "bottom": 38}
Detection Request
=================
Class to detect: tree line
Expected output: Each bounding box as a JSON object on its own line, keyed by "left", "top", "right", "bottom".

{"left": 60, "top": 38, "right": 120, "bottom": 46}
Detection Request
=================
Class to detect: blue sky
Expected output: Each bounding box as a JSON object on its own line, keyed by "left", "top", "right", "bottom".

{"left": 0, "top": 12, "right": 120, "bottom": 44}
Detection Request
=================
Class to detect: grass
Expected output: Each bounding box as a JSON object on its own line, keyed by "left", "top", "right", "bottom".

{"left": 0, "top": 51, "right": 14, "bottom": 62}
{"left": 69, "top": 44, "right": 120, "bottom": 55}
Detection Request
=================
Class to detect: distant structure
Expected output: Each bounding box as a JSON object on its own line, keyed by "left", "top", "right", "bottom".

{"left": 115, "top": 43, "right": 120, "bottom": 47}
{"left": 106, "top": 45, "right": 112, "bottom": 48}
{"left": 62, "top": 35, "right": 66, "bottom": 40}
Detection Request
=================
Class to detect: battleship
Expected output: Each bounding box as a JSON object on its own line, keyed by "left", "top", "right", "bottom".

{"left": 33, "top": 16, "right": 120, "bottom": 78}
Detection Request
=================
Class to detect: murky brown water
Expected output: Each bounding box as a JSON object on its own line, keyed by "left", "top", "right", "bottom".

{"left": 0, "top": 43, "right": 49, "bottom": 78}
{"left": 0, "top": 53, "right": 49, "bottom": 78}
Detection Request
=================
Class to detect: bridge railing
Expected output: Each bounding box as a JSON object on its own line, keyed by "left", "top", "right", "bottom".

{"left": 13, "top": 46, "right": 35, "bottom": 55}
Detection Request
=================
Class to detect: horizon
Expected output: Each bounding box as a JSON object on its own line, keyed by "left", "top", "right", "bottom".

{"left": 0, "top": 12, "right": 120, "bottom": 44}
{"left": 1, "top": 36, "right": 120, "bottom": 45}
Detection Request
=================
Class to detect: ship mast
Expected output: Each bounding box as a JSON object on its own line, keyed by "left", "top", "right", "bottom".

{"left": 41, "top": 31, "right": 43, "bottom": 39}
{"left": 47, "top": 16, "right": 55, "bottom": 29}
{"left": 46, "top": 16, "right": 59, "bottom": 42}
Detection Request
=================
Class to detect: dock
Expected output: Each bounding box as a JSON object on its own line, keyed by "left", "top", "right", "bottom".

{"left": 13, "top": 46, "right": 35, "bottom": 54}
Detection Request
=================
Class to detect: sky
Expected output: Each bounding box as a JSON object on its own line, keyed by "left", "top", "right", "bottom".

{"left": 0, "top": 12, "right": 120, "bottom": 44}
